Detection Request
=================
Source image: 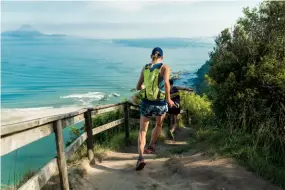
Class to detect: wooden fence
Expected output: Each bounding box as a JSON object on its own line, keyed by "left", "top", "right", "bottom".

{"left": 1, "top": 101, "right": 189, "bottom": 190}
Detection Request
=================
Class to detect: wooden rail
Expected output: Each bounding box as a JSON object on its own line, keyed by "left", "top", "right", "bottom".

{"left": 1, "top": 102, "right": 128, "bottom": 190}
{"left": 1, "top": 100, "right": 190, "bottom": 190}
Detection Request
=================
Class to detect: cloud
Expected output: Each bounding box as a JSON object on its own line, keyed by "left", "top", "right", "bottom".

{"left": 85, "top": 1, "right": 198, "bottom": 13}
{"left": 36, "top": 21, "right": 221, "bottom": 39}
{"left": 86, "top": 1, "right": 153, "bottom": 12}
{"left": 2, "top": 0, "right": 262, "bottom": 38}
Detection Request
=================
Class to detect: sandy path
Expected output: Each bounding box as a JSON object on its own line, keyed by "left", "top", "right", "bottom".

{"left": 79, "top": 154, "right": 191, "bottom": 190}
{"left": 44, "top": 127, "right": 282, "bottom": 190}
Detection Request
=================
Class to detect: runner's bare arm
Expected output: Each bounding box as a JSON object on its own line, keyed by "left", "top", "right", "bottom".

{"left": 163, "top": 65, "right": 174, "bottom": 107}
{"left": 136, "top": 67, "right": 144, "bottom": 90}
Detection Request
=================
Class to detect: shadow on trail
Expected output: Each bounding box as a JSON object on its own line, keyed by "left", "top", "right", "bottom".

{"left": 90, "top": 163, "right": 136, "bottom": 173}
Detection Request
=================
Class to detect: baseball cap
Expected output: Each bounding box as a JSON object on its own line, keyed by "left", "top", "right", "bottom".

{"left": 151, "top": 47, "right": 163, "bottom": 56}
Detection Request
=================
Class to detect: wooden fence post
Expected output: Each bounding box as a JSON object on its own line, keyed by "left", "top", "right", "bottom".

{"left": 84, "top": 109, "right": 95, "bottom": 165}
{"left": 124, "top": 102, "right": 130, "bottom": 145}
{"left": 53, "top": 120, "right": 70, "bottom": 190}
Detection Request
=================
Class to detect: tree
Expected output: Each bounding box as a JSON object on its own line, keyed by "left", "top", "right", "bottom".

{"left": 207, "top": 1, "right": 285, "bottom": 135}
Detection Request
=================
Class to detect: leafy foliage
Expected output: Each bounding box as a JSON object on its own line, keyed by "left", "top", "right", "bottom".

{"left": 180, "top": 92, "right": 213, "bottom": 125}
{"left": 130, "top": 91, "right": 143, "bottom": 105}
{"left": 193, "top": 1, "right": 285, "bottom": 186}
{"left": 66, "top": 126, "right": 81, "bottom": 146}
{"left": 195, "top": 60, "right": 210, "bottom": 94}
{"left": 92, "top": 110, "right": 124, "bottom": 143}
{"left": 207, "top": 1, "right": 285, "bottom": 133}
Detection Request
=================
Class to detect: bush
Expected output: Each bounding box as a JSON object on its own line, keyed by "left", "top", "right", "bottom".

{"left": 92, "top": 110, "right": 124, "bottom": 143}
{"left": 190, "top": 1, "right": 285, "bottom": 187}
{"left": 180, "top": 91, "right": 214, "bottom": 125}
{"left": 207, "top": 1, "right": 285, "bottom": 134}
{"left": 130, "top": 91, "right": 142, "bottom": 105}
{"left": 204, "top": 0, "right": 285, "bottom": 166}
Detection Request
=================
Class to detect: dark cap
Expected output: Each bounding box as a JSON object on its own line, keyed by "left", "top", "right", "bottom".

{"left": 151, "top": 47, "right": 163, "bottom": 56}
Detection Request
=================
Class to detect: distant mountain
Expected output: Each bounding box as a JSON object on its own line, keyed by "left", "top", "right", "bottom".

{"left": 1, "top": 25, "right": 66, "bottom": 37}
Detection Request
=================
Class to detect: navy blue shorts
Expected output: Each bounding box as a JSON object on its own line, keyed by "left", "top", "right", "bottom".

{"left": 140, "top": 100, "right": 168, "bottom": 118}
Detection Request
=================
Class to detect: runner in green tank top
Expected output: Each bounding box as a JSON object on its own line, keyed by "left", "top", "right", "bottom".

{"left": 135, "top": 47, "right": 174, "bottom": 171}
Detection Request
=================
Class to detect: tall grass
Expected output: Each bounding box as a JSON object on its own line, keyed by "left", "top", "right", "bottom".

{"left": 179, "top": 92, "right": 285, "bottom": 188}
{"left": 190, "top": 125, "right": 285, "bottom": 188}
{"left": 92, "top": 109, "right": 124, "bottom": 143}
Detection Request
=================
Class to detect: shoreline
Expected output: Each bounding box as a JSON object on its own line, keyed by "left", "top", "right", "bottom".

{"left": 1, "top": 71, "right": 198, "bottom": 126}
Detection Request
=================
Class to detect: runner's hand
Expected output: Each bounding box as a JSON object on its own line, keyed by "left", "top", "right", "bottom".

{"left": 167, "top": 99, "right": 175, "bottom": 108}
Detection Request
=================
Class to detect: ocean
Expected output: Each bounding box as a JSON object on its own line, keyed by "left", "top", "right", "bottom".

{"left": 2, "top": 36, "right": 214, "bottom": 109}
{"left": 1, "top": 35, "right": 214, "bottom": 186}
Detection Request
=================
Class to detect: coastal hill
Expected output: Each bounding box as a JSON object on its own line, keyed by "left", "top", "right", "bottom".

{"left": 1, "top": 24, "right": 65, "bottom": 37}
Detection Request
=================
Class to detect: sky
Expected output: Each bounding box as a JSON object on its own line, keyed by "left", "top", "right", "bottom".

{"left": 1, "top": 0, "right": 262, "bottom": 39}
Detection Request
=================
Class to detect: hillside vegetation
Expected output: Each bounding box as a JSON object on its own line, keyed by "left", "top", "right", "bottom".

{"left": 192, "top": 1, "right": 285, "bottom": 187}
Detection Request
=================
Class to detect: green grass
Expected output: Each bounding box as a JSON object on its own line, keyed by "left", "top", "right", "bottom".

{"left": 67, "top": 143, "right": 112, "bottom": 164}
{"left": 100, "top": 126, "right": 168, "bottom": 151}
{"left": 66, "top": 122, "right": 169, "bottom": 163}
{"left": 188, "top": 125, "right": 285, "bottom": 189}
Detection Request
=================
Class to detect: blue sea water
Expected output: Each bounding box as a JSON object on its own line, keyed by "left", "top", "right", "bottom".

{"left": 2, "top": 36, "right": 214, "bottom": 109}
{"left": 1, "top": 35, "right": 214, "bottom": 186}
{"left": 1, "top": 122, "right": 84, "bottom": 186}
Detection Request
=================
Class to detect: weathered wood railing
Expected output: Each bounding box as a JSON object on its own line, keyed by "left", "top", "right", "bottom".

{"left": 1, "top": 100, "right": 189, "bottom": 190}
{"left": 1, "top": 102, "right": 131, "bottom": 190}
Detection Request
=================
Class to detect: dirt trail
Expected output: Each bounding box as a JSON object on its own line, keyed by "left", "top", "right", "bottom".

{"left": 44, "top": 127, "right": 281, "bottom": 190}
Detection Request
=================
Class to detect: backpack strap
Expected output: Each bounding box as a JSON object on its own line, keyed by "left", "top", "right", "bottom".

{"left": 145, "top": 63, "right": 151, "bottom": 70}
{"left": 157, "top": 63, "right": 164, "bottom": 99}
{"left": 145, "top": 63, "right": 163, "bottom": 71}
